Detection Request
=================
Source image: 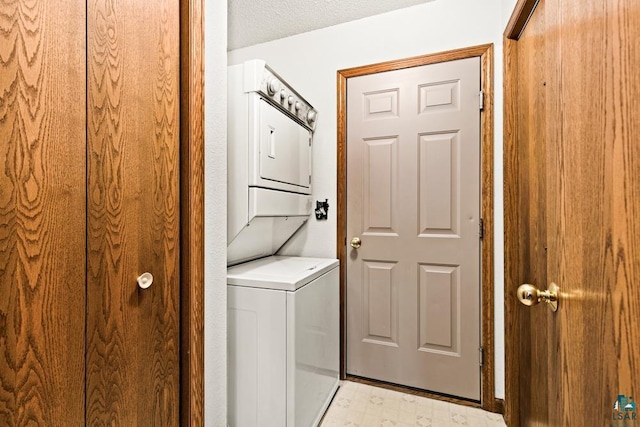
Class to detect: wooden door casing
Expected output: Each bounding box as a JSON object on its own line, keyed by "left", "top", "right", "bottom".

{"left": 179, "top": 0, "right": 205, "bottom": 423}
{"left": 86, "top": 0, "right": 181, "bottom": 424}
{"left": 504, "top": 0, "right": 640, "bottom": 425}
{"left": 0, "top": 0, "right": 87, "bottom": 425}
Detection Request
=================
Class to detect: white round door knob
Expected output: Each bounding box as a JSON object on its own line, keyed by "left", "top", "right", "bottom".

{"left": 137, "top": 272, "right": 154, "bottom": 289}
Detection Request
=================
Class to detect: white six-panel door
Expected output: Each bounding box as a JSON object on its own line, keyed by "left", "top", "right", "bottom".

{"left": 346, "top": 57, "right": 481, "bottom": 400}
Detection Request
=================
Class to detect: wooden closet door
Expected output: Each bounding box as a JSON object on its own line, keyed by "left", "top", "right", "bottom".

{"left": 86, "top": 0, "right": 181, "bottom": 424}
{"left": 0, "top": 1, "right": 87, "bottom": 425}
{"left": 505, "top": 0, "right": 640, "bottom": 425}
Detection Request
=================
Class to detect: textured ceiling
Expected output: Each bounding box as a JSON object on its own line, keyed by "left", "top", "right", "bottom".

{"left": 228, "top": 0, "right": 430, "bottom": 50}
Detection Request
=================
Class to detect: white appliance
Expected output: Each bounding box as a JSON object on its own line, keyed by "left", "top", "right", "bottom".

{"left": 227, "top": 61, "right": 339, "bottom": 427}
{"left": 227, "top": 256, "right": 339, "bottom": 427}
{"left": 227, "top": 59, "right": 317, "bottom": 266}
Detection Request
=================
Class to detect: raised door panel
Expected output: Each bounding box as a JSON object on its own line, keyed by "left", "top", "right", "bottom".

{"left": 0, "top": 1, "right": 87, "bottom": 425}
{"left": 363, "top": 89, "right": 399, "bottom": 120}
{"left": 418, "top": 132, "right": 459, "bottom": 236}
{"left": 86, "top": 0, "right": 180, "bottom": 424}
{"left": 418, "top": 264, "right": 459, "bottom": 352}
{"left": 361, "top": 261, "right": 399, "bottom": 346}
{"left": 362, "top": 138, "right": 398, "bottom": 235}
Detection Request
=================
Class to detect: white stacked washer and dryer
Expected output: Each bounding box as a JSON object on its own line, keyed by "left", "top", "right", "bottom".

{"left": 227, "top": 60, "right": 339, "bottom": 427}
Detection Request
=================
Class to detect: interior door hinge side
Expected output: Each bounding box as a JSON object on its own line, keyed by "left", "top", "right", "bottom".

{"left": 479, "top": 347, "right": 484, "bottom": 366}
{"left": 479, "top": 91, "right": 484, "bottom": 110}
{"left": 479, "top": 218, "right": 484, "bottom": 239}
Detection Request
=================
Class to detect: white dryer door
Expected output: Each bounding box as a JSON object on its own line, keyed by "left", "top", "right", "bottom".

{"left": 259, "top": 99, "right": 311, "bottom": 191}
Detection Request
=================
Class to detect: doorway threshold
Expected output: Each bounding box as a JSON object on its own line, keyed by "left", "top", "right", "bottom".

{"left": 345, "top": 375, "right": 482, "bottom": 410}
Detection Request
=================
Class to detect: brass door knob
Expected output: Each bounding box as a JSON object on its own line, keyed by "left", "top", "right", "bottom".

{"left": 350, "top": 237, "right": 362, "bottom": 249}
{"left": 517, "top": 283, "right": 559, "bottom": 311}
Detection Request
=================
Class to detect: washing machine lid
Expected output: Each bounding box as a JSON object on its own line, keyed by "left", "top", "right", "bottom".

{"left": 227, "top": 255, "right": 339, "bottom": 291}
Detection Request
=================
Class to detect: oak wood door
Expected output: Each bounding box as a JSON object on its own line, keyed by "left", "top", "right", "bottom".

{"left": 1, "top": 0, "right": 181, "bottom": 425}
{"left": 0, "top": 0, "right": 87, "bottom": 424}
{"left": 504, "top": 0, "right": 640, "bottom": 425}
{"left": 85, "top": 0, "right": 181, "bottom": 424}
{"left": 346, "top": 58, "right": 482, "bottom": 400}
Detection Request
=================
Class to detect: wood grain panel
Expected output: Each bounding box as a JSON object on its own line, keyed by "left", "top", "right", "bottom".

{"left": 86, "top": 0, "right": 180, "bottom": 424}
{"left": 604, "top": 0, "right": 640, "bottom": 415}
{"left": 479, "top": 45, "right": 496, "bottom": 413}
{"left": 338, "top": 44, "right": 498, "bottom": 412}
{"left": 504, "top": 0, "right": 640, "bottom": 424}
{"left": 542, "top": 1, "right": 562, "bottom": 424}
{"left": 554, "top": 0, "right": 639, "bottom": 422}
{"left": 502, "top": 36, "right": 520, "bottom": 427}
{"left": 0, "top": 1, "right": 86, "bottom": 425}
{"left": 179, "top": 0, "right": 205, "bottom": 424}
{"left": 511, "top": 2, "right": 552, "bottom": 424}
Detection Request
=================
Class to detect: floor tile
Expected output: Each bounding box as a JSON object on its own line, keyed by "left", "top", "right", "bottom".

{"left": 321, "top": 381, "right": 506, "bottom": 427}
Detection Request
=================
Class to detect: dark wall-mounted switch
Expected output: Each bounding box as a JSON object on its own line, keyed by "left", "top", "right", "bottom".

{"left": 315, "top": 199, "right": 329, "bottom": 220}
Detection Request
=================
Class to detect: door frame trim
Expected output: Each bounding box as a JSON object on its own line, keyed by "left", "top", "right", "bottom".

{"left": 336, "top": 44, "right": 498, "bottom": 412}
{"left": 504, "top": 0, "right": 539, "bottom": 40}
{"left": 180, "top": 0, "right": 205, "bottom": 425}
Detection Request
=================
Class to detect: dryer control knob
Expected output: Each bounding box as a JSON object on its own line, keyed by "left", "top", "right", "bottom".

{"left": 280, "top": 89, "right": 286, "bottom": 100}
{"left": 288, "top": 96, "right": 294, "bottom": 106}
{"left": 307, "top": 110, "right": 317, "bottom": 123}
{"left": 267, "top": 79, "right": 279, "bottom": 95}
{"left": 295, "top": 101, "right": 301, "bottom": 111}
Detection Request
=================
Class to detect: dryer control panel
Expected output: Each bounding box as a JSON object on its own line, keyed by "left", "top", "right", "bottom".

{"left": 243, "top": 60, "right": 317, "bottom": 131}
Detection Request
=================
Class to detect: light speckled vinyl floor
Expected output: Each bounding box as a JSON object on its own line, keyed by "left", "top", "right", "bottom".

{"left": 321, "top": 381, "right": 507, "bottom": 427}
